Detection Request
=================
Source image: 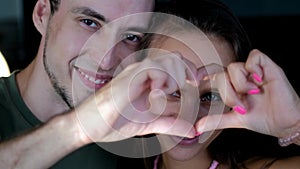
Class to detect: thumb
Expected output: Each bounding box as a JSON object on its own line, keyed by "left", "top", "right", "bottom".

{"left": 143, "top": 117, "right": 196, "bottom": 138}
{"left": 195, "top": 112, "right": 245, "bottom": 133}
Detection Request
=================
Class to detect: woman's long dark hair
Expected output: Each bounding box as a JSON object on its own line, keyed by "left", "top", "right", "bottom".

{"left": 154, "top": 0, "right": 252, "bottom": 62}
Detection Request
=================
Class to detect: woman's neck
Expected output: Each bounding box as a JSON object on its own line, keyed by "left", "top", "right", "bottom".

{"left": 160, "top": 151, "right": 213, "bottom": 169}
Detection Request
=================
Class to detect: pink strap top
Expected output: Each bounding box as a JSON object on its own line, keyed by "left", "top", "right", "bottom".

{"left": 153, "top": 155, "right": 219, "bottom": 169}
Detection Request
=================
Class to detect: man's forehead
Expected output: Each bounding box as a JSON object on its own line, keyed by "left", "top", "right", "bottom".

{"left": 62, "top": 0, "right": 153, "bottom": 17}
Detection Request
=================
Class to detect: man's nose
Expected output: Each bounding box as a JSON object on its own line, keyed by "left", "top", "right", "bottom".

{"left": 98, "top": 47, "right": 119, "bottom": 71}
{"left": 87, "top": 27, "right": 121, "bottom": 71}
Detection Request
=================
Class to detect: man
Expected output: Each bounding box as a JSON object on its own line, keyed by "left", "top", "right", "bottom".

{"left": 0, "top": 0, "right": 197, "bottom": 168}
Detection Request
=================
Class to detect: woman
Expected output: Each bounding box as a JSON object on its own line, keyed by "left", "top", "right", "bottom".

{"left": 141, "top": 0, "right": 300, "bottom": 168}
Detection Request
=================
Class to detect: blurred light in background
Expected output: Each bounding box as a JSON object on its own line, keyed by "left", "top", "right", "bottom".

{"left": 0, "top": 51, "right": 10, "bottom": 77}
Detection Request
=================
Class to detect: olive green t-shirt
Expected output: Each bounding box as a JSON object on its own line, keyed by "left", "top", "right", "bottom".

{"left": 0, "top": 72, "right": 117, "bottom": 169}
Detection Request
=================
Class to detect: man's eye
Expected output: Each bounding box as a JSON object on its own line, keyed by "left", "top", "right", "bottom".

{"left": 200, "top": 92, "right": 221, "bottom": 103}
{"left": 121, "top": 33, "right": 144, "bottom": 50}
{"left": 122, "top": 34, "right": 143, "bottom": 47}
{"left": 124, "top": 34, "right": 142, "bottom": 42}
{"left": 80, "top": 19, "right": 100, "bottom": 30}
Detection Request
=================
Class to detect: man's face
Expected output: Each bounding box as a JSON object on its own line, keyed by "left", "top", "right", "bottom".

{"left": 43, "top": 0, "right": 154, "bottom": 108}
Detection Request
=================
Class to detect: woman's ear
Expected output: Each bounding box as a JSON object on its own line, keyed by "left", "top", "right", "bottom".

{"left": 32, "top": 0, "right": 51, "bottom": 36}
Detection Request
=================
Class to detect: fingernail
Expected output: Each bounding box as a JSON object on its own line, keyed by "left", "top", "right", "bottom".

{"left": 247, "top": 88, "right": 260, "bottom": 95}
{"left": 233, "top": 106, "right": 247, "bottom": 115}
{"left": 252, "top": 73, "right": 262, "bottom": 83}
{"left": 195, "top": 131, "right": 202, "bottom": 137}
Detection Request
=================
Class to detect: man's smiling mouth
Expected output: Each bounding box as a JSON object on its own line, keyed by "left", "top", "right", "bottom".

{"left": 75, "top": 67, "right": 112, "bottom": 89}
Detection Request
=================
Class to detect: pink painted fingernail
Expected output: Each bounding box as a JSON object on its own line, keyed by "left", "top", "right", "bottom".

{"left": 233, "top": 106, "right": 247, "bottom": 115}
{"left": 247, "top": 88, "right": 260, "bottom": 95}
{"left": 252, "top": 73, "right": 262, "bottom": 83}
{"left": 195, "top": 131, "right": 202, "bottom": 137}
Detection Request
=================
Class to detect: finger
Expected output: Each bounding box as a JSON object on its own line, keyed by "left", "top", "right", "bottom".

{"left": 150, "top": 52, "right": 186, "bottom": 94}
{"left": 178, "top": 84, "right": 200, "bottom": 124}
{"left": 179, "top": 55, "right": 198, "bottom": 85}
{"left": 198, "top": 63, "right": 239, "bottom": 106}
{"left": 197, "top": 63, "right": 226, "bottom": 81}
{"left": 205, "top": 72, "right": 244, "bottom": 109}
{"left": 195, "top": 111, "right": 245, "bottom": 133}
{"left": 245, "top": 49, "right": 283, "bottom": 83}
{"left": 143, "top": 116, "right": 196, "bottom": 138}
{"left": 164, "top": 53, "right": 187, "bottom": 92}
{"left": 131, "top": 58, "right": 178, "bottom": 96}
{"left": 145, "top": 61, "right": 169, "bottom": 90}
{"left": 148, "top": 89, "right": 169, "bottom": 116}
{"left": 198, "top": 64, "right": 247, "bottom": 114}
{"left": 227, "top": 62, "right": 260, "bottom": 94}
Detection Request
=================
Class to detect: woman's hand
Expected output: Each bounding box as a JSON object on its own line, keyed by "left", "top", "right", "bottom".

{"left": 196, "top": 49, "right": 300, "bottom": 140}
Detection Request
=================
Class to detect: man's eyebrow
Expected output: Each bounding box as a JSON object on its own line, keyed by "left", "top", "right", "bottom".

{"left": 71, "top": 7, "right": 107, "bottom": 22}
{"left": 126, "top": 27, "right": 149, "bottom": 33}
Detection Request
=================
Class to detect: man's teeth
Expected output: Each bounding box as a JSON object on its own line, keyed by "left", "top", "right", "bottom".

{"left": 79, "top": 70, "right": 109, "bottom": 85}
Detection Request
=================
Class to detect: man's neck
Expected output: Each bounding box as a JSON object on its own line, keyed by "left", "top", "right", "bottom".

{"left": 16, "top": 58, "right": 70, "bottom": 122}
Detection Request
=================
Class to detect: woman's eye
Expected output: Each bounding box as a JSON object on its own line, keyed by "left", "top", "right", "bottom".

{"left": 200, "top": 92, "right": 221, "bottom": 103}
{"left": 169, "top": 90, "right": 181, "bottom": 99}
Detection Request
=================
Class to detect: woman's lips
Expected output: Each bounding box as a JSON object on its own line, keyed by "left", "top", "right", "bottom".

{"left": 76, "top": 67, "right": 112, "bottom": 90}
{"left": 171, "top": 135, "right": 200, "bottom": 146}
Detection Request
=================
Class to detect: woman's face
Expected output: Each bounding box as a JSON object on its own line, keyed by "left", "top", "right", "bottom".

{"left": 150, "top": 31, "right": 235, "bottom": 161}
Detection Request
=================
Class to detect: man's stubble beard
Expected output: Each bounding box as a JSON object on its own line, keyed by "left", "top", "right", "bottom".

{"left": 42, "top": 25, "right": 74, "bottom": 110}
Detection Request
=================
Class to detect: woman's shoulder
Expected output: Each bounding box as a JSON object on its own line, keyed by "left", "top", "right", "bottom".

{"left": 243, "top": 156, "right": 300, "bottom": 169}
{"left": 270, "top": 156, "right": 300, "bottom": 168}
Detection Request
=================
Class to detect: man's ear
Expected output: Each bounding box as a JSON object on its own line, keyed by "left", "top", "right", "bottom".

{"left": 32, "top": 0, "right": 51, "bottom": 36}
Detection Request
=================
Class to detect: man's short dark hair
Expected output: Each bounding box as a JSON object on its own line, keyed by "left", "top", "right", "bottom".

{"left": 50, "top": 0, "right": 61, "bottom": 15}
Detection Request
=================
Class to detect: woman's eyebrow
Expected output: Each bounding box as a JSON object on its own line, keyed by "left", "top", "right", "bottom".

{"left": 199, "top": 63, "right": 227, "bottom": 74}
{"left": 71, "top": 7, "right": 107, "bottom": 22}
{"left": 198, "top": 63, "right": 227, "bottom": 81}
